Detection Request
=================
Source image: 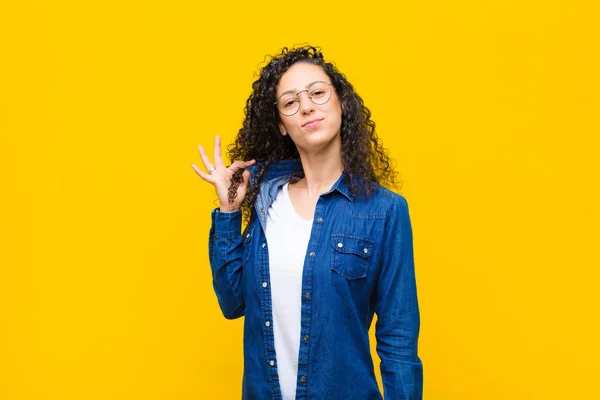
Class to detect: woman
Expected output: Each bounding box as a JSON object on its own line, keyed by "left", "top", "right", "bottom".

{"left": 192, "top": 45, "right": 422, "bottom": 400}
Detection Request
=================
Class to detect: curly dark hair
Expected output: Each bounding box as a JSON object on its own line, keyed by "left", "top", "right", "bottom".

{"left": 227, "top": 44, "right": 399, "bottom": 221}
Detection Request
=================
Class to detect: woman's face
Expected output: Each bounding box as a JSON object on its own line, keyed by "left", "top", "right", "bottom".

{"left": 275, "top": 62, "right": 343, "bottom": 155}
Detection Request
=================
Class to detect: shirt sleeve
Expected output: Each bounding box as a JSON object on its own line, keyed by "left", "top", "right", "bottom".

{"left": 372, "top": 195, "right": 423, "bottom": 399}
{"left": 208, "top": 208, "right": 245, "bottom": 319}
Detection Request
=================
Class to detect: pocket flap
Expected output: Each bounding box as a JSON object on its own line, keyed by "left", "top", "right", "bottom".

{"left": 331, "top": 235, "right": 374, "bottom": 259}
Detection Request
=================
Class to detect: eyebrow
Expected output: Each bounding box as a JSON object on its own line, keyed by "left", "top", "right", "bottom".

{"left": 278, "top": 80, "right": 323, "bottom": 97}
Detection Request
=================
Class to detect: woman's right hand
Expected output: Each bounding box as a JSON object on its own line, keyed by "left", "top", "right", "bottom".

{"left": 192, "top": 135, "right": 256, "bottom": 212}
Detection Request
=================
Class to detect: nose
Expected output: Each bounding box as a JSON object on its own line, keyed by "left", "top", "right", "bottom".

{"left": 297, "top": 90, "right": 315, "bottom": 115}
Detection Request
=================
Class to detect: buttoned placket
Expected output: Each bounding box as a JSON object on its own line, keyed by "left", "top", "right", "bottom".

{"left": 257, "top": 237, "right": 281, "bottom": 399}
{"left": 294, "top": 194, "right": 328, "bottom": 400}
{"left": 253, "top": 175, "right": 331, "bottom": 400}
{"left": 254, "top": 179, "right": 283, "bottom": 399}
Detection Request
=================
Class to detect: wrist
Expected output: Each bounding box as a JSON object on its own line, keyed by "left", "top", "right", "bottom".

{"left": 219, "top": 206, "right": 239, "bottom": 213}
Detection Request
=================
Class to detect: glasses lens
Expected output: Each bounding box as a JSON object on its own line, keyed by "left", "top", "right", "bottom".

{"left": 308, "top": 82, "right": 332, "bottom": 105}
{"left": 277, "top": 95, "right": 299, "bottom": 116}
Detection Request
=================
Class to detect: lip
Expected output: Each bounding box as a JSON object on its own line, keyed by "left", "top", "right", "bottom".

{"left": 302, "top": 118, "right": 324, "bottom": 129}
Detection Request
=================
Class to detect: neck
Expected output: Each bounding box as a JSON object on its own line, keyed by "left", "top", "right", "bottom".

{"left": 295, "top": 143, "right": 343, "bottom": 197}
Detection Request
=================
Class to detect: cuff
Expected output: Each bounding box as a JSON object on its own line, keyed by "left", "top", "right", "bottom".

{"left": 211, "top": 208, "right": 242, "bottom": 239}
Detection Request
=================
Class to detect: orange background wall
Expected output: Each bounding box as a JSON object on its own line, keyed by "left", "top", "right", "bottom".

{"left": 1, "top": 0, "right": 598, "bottom": 399}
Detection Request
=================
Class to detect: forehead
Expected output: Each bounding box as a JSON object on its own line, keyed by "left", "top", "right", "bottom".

{"left": 276, "top": 63, "right": 329, "bottom": 95}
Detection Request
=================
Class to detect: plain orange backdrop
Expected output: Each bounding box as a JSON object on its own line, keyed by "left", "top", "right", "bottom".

{"left": 1, "top": 0, "right": 599, "bottom": 399}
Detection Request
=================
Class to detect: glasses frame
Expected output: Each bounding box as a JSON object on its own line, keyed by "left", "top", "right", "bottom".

{"left": 274, "top": 81, "right": 334, "bottom": 116}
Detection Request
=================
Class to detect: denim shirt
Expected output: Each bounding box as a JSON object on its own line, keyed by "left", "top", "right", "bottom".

{"left": 208, "top": 160, "right": 423, "bottom": 400}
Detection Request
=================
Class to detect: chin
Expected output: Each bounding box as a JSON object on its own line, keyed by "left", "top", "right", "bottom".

{"left": 299, "top": 131, "right": 341, "bottom": 151}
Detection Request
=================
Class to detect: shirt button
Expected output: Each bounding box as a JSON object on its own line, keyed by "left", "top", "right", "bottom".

{"left": 304, "top": 335, "right": 309, "bottom": 341}
{"left": 363, "top": 248, "right": 369, "bottom": 254}
{"left": 269, "top": 360, "right": 275, "bottom": 366}
{"left": 265, "top": 321, "right": 270, "bottom": 327}
{"left": 261, "top": 243, "right": 266, "bottom": 248}
{"left": 246, "top": 233, "right": 250, "bottom": 239}
{"left": 337, "top": 242, "right": 343, "bottom": 248}
{"left": 260, "top": 207, "right": 264, "bottom": 213}
{"left": 262, "top": 282, "right": 268, "bottom": 288}
{"left": 305, "top": 292, "right": 311, "bottom": 299}
{"left": 300, "top": 376, "right": 307, "bottom": 383}
{"left": 309, "top": 252, "right": 315, "bottom": 257}
{"left": 317, "top": 217, "right": 323, "bottom": 223}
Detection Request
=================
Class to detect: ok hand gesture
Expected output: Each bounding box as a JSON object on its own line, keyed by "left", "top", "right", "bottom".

{"left": 192, "top": 135, "right": 256, "bottom": 212}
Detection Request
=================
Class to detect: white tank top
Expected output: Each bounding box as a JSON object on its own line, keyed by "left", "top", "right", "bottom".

{"left": 264, "top": 182, "right": 313, "bottom": 400}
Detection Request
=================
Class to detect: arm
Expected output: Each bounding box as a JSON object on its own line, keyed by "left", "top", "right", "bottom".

{"left": 191, "top": 135, "right": 255, "bottom": 320}
{"left": 208, "top": 208, "right": 245, "bottom": 319}
{"left": 372, "top": 195, "right": 423, "bottom": 399}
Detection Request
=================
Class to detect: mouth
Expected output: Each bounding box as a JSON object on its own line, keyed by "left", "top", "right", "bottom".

{"left": 302, "top": 118, "right": 324, "bottom": 129}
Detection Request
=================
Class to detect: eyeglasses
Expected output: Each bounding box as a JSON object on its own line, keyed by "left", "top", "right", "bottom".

{"left": 274, "top": 81, "right": 333, "bottom": 116}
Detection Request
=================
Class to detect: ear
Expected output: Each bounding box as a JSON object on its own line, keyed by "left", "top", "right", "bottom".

{"left": 278, "top": 122, "right": 287, "bottom": 136}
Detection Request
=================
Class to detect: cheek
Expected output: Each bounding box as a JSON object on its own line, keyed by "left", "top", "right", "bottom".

{"left": 327, "top": 103, "right": 343, "bottom": 125}
{"left": 328, "top": 98, "right": 343, "bottom": 118}
{"left": 280, "top": 117, "right": 299, "bottom": 136}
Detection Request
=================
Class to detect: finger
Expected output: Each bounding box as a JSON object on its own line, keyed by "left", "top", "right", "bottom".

{"left": 198, "top": 145, "right": 215, "bottom": 171}
{"left": 228, "top": 159, "right": 256, "bottom": 173}
{"left": 213, "top": 135, "right": 225, "bottom": 169}
{"left": 242, "top": 169, "right": 252, "bottom": 186}
{"left": 191, "top": 164, "right": 214, "bottom": 183}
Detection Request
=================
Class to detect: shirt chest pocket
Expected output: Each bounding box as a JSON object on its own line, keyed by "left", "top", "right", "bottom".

{"left": 330, "top": 234, "right": 374, "bottom": 280}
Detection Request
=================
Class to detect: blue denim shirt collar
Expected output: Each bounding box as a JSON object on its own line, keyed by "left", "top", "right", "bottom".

{"left": 248, "top": 159, "right": 353, "bottom": 203}
{"left": 249, "top": 159, "right": 353, "bottom": 234}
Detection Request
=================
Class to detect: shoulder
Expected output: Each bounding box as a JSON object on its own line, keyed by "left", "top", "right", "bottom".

{"left": 351, "top": 184, "right": 409, "bottom": 218}
{"left": 374, "top": 185, "right": 409, "bottom": 207}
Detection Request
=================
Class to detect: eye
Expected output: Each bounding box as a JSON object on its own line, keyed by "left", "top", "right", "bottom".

{"left": 310, "top": 89, "right": 326, "bottom": 98}
{"left": 283, "top": 98, "right": 298, "bottom": 108}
